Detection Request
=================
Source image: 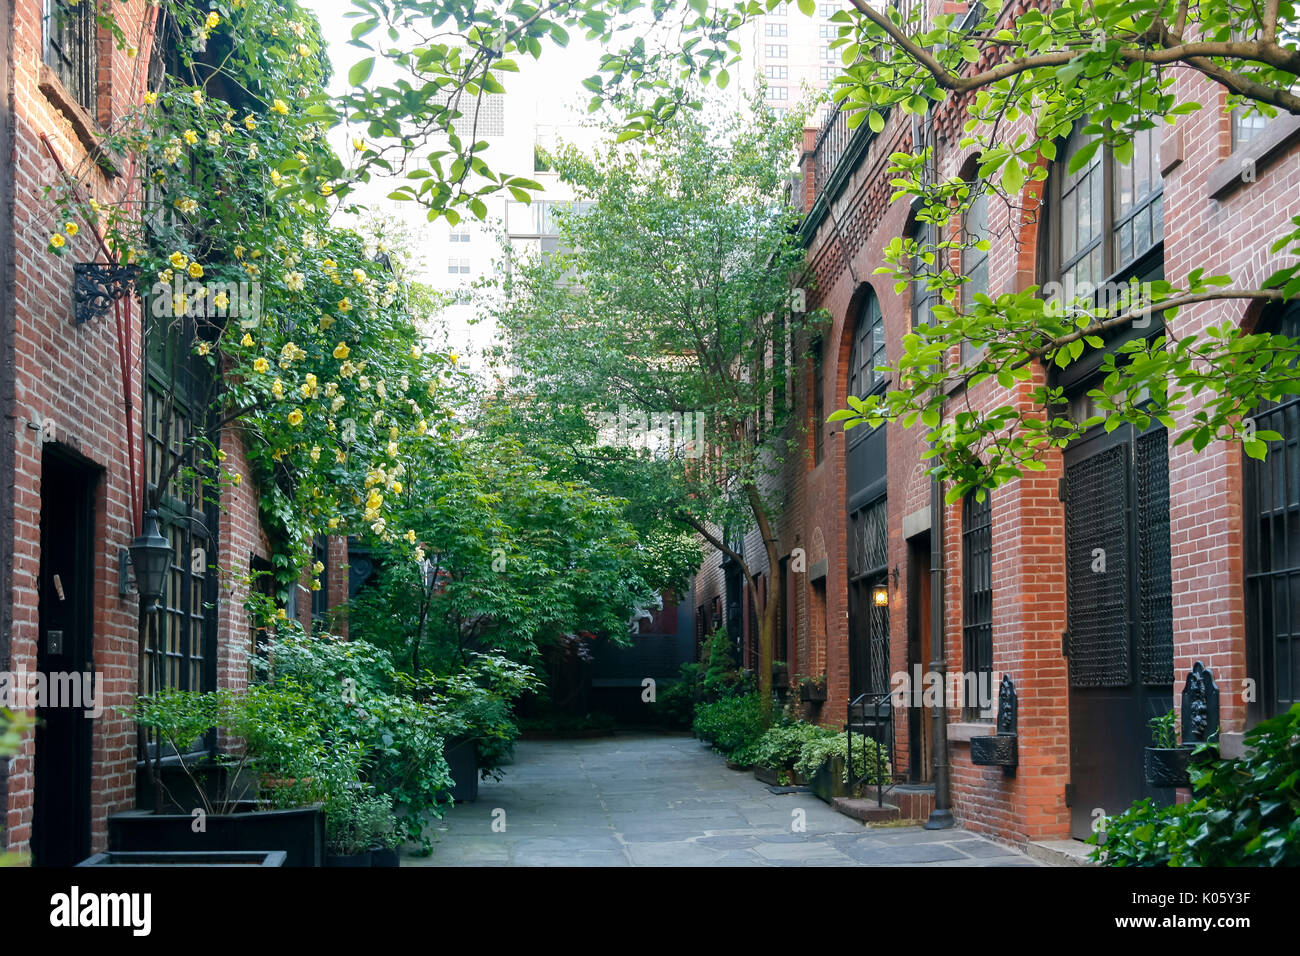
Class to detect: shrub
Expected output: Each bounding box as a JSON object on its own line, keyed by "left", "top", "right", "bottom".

{"left": 693, "top": 693, "right": 764, "bottom": 754}
{"left": 326, "top": 784, "right": 400, "bottom": 856}
{"left": 700, "top": 630, "right": 742, "bottom": 702}
{"left": 794, "top": 730, "right": 891, "bottom": 784}
{"left": 652, "top": 673, "right": 697, "bottom": 730}
{"left": 1090, "top": 702, "right": 1300, "bottom": 866}
{"left": 749, "top": 721, "right": 841, "bottom": 771}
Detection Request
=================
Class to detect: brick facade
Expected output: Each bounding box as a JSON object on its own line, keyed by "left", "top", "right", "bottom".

{"left": 0, "top": 1, "right": 347, "bottom": 862}
{"left": 691, "top": 1, "right": 1300, "bottom": 846}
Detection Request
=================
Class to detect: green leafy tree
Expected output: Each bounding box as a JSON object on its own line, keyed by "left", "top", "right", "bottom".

{"left": 486, "top": 105, "right": 809, "bottom": 721}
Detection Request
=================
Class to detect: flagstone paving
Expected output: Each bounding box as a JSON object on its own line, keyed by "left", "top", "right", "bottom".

{"left": 407, "top": 733, "right": 1042, "bottom": 867}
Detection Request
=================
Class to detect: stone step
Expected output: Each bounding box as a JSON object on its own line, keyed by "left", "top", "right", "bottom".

{"left": 831, "top": 797, "right": 902, "bottom": 823}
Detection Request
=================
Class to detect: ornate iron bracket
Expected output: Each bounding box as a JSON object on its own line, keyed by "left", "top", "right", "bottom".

{"left": 971, "top": 674, "right": 1019, "bottom": 775}
{"left": 73, "top": 262, "right": 138, "bottom": 326}
{"left": 1181, "top": 660, "right": 1220, "bottom": 746}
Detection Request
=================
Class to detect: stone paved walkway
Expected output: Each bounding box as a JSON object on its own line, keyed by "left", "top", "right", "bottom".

{"left": 408, "top": 733, "right": 1041, "bottom": 867}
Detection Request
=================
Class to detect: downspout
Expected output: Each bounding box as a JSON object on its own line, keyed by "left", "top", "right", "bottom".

{"left": 0, "top": 0, "right": 16, "bottom": 847}
{"left": 913, "top": 111, "right": 954, "bottom": 829}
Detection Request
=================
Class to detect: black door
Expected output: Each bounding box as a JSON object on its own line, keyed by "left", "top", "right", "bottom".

{"left": 32, "top": 448, "right": 98, "bottom": 867}
{"left": 1063, "top": 421, "right": 1174, "bottom": 839}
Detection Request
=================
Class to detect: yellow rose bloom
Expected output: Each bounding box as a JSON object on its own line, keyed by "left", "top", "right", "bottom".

{"left": 309, "top": 446, "right": 321, "bottom": 462}
{"left": 288, "top": 409, "right": 304, "bottom": 427}
{"left": 205, "top": 12, "right": 220, "bottom": 29}
{"left": 271, "top": 99, "right": 289, "bottom": 115}
{"left": 406, "top": 530, "right": 417, "bottom": 544}
{"left": 183, "top": 129, "right": 199, "bottom": 145}
{"left": 327, "top": 516, "right": 340, "bottom": 529}
{"left": 196, "top": 341, "right": 211, "bottom": 356}
{"left": 214, "top": 290, "right": 230, "bottom": 310}
{"left": 320, "top": 315, "right": 335, "bottom": 331}
{"left": 64, "top": 221, "right": 78, "bottom": 237}
{"left": 332, "top": 342, "right": 350, "bottom": 360}
{"left": 241, "top": 332, "right": 254, "bottom": 347}
{"left": 253, "top": 357, "right": 269, "bottom": 373}
{"left": 337, "top": 297, "right": 352, "bottom": 312}
{"left": 144, "top": 91, "right": 157, "bottom": 106}
{"left": 392, "top": 480, "right": 403, "bottom": 494}
{"left": 49, "top": 234, "right": 65, "bottom": 249}
{"left": 386, "top": 441, "right": 398, "bottom": 458}
{"left": 191, "top": 89, "right": 204, "bottom": 107}
{"left": 286, "top": 271, "right": 305, "bottom": 292}
{"left": 271, "top": 379, "right": 284, "bottom": 398}
{"left": 297, "top": 44, "right": 311, "bottom": 57}
{"left": 187, "top": 262, "right": 204, "bottom": 279}
{"left": 169, "top": 251, "right": 189, "bottom": 269}
{"left": 232, "top": 473, "right": 242, "bottom": 486}
{"left": 335, "top": 449, "right": 347, "bottom": 464}
{"left": 353, "top": 138, "right": 366, "bottom": 152}
{"left": 207, "top": 130, "right": 221, "bottom": 147}
{"left": 449, "top": 352, "right": 459, "bottom": 364}
{"left": 243, "top": 115, "right": 257, "bottom": 130}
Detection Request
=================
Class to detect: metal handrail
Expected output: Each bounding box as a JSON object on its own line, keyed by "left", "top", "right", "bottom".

{"left": 846, "top": 691, "right": 896, "bottom": 808}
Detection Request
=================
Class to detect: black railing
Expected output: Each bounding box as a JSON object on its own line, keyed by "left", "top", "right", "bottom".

{"left": 812, "top": 104, "right": 851, "bottom": 196}
{"left": 846, "top": 692, "right": 895, "bottom": 807}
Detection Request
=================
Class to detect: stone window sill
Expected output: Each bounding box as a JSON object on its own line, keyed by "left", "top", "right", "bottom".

{"left": 37, "top": 63, "right": 120, "bottom": 179}
{"left": 1207, "top": 112, "right": 1300, "bottom": 200}
{"left": 947, "top": 720, "right": 995, "bottom": 743}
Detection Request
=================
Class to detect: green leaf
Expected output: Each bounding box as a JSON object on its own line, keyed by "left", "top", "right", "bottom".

{"left": 348, "top": 57, "right": 375, "bottom": 87}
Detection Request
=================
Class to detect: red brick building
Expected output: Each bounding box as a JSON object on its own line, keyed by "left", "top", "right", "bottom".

{"left": 0, "top": 0, "right": 347, "bottom": 865}
{"left": 693, "top": 1, "right": 1300, "bottom": 848}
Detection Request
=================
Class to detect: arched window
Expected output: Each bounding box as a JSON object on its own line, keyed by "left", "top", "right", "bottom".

{"left": 961, "top": 186, "right": 989, "bottom": 363}
{"left": 910, "top": 217, "right": 936, "bottom": 331}
{"left": 848, "top": 290, "right": 886, "bottom": 402}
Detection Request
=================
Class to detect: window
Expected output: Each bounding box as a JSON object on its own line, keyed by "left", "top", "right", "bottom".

{"left": 910, "top": 218, "right": 936, "bottom": 331}
{"left": 848, "top": 291, "right": 886, "bottom": 401}
{"left": 1244, "top": 301, "right": 1300, "bottom": 723}
{"left": 765, "top": 64, "right": 788, "bottom": 79}
{"left": 143, "top": 309, "right": 218, "bottom": 696}
{"left": 766, "top": 86, "right": 788, "bottom": 102}
{"left": 820, "top": 65, "right": 837, "bottom": 81}
{"left": 1052, "top": 124, "right": 1163, "bottom": 294}
{"left": 765, "top": 44, "right": 787, "bottom": 58}
{"left": 449, "top": 230, "right": 471, "bottom": 243}
{"left": 43, "top": 0, "right": 98, "bottom": 114}
{"left": 311, "top": 536, "right": 330, "bottom": 622}
{"left": 962, "top": 491, "right": 994, "bottom": 718}
{"left": 819, "top": 3, "right": 836, "bottom": 15}
{"left": 765, "top": 22, "right": 788, "bottom": 36}
{"left": 448, "top": 257, "right": 470, "bottom": 274}
{"left": 771, "top": 1, "right": 789, "bottom": 14}
{"left": 819, "top": 24, "right": 837, "bottom": 38}
{"left": 820, "top": 45, "right": 836, "bottom": 60}
{"left": 812, "top": 338, "right": 825, "bottom": 465}
{"left": 961, "top": 186, "right": 989, "bottom": 363}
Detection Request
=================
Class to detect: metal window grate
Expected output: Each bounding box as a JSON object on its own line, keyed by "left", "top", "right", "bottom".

{"left": 1244, "top": 304, "right": 1300, "bottom": 720}
{"left": 44, "top": 0, "right": 98, "bottom": 114}
{"left": 1136, "top": 427, "right": 1174, "bottom": 685}
{"left": 1065, "top": 443, "right": 1131, "bottom": 687}
{"left": 962, "top": 491, "right": 993, "bottom": 711}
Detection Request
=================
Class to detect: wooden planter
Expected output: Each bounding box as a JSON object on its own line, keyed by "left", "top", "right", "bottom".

{"left": 78, "top": 850, "right": 286, "bottom": 867}
{"left": 810, "top": 755, "right": 851, "bottom": 803}
{"left": 799, "top": 684, "right": 827, "bottom": 703}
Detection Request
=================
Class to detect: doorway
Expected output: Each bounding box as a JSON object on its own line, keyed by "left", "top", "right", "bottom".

{"left": 32, "top": 447, "right": 98, "bottom": 866}
{"left": 906, "top": 534, "right": 932, "bottom": 782}
{"left": 1062, "top": 421, "right": 1173, "bottom": 839}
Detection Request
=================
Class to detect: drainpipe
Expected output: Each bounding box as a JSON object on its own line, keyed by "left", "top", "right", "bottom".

{"left": 914, "top": 110, "right": 954, "bottom": 829}
{"left": 924, "top": 461, "right": 954, "bottom": 829}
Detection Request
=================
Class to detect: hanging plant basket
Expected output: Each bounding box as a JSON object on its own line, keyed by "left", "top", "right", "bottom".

{"left": 1144, "top": 746, "right": 1192, "bottom": 788}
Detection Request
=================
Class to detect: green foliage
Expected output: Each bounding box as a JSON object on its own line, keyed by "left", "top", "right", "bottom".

{"left": 1149, "top": 709, "right": 1179, "bottom": 750}
{"left": 651, "top": 672, "right": 698, "bottom": 731}
{"left": 693, "top": 693, "right": 765, "bottom": 755}
{"left": 794, "top": 730, "right": 891, "bottom": 785}
{"left": 748, "top": 721, "right": 841, "bottom": 771}
{"left": 1091, "top": 703, "right": 1300, "bottom": 866}
{"left": 325, "top": 783, "right": 400, "bottom": 856}
{"left": 700, "top": 630, "right": 742, "bottom": 702}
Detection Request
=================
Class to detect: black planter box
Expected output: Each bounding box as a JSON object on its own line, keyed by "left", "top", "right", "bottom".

{"left": 970, "top": 733, "right": 1019, "bottom": 770}
{"left": 78, "top": 850, "right": 286, "bottom": 867}
{"left": 108, "top": 804, "right": 325, "bottom": 867}
{"left": 443, "top": 737, "right": 479, "bottom": 803}
{"left": 1145, "top": 746, "right": 1192, "bottom": 788}
{"left": 799, "top": 684, "right": 827, "bottom": 703}
{"left": 326, "top": 851, "right": 373, "bottom": 867}
{"left": 370, "top": 846, "right": 400, "bottom": 867}
{"left": 811, "top": 755, "right": 852, "bottom": 803}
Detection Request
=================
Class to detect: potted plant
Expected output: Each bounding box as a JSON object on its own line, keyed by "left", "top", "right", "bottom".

{"left": 772, "top": 661, "right": 789, "bottom": 690}
{"left": 112, "top": 686, "right": 332, "bottom": 866}
{"left": 797, "top": 673, "right": 827, "bottom": 703}
{"left": 1144, "top": 709, "right": 1192, "bottom": 788}
{"left": 326, "top": 785, "right": 397, "bottom": 867}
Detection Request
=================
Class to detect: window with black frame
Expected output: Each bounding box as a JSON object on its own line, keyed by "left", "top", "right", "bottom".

{"left": 847, "top": 291, "right": 887, "bottom": 408}
{"left": 43, "top": 0, "right": 98, "bottom": 114}
{"left": 962, "top": 490, "right": 994, "bottom": 718}
{"left": 910, "top": 217, "right": 936, "bottom": 332}
{"left": 961, "top": 185, "right": 989, "bottom": 364}
{"left": 142, "top": 301, "right": 220, "bottom": 697}
{"left": 811, "top": 338, "right": 825, "bottom": 465}
{"left": 311, "top": 536, "right": 330, "bottom": 623}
